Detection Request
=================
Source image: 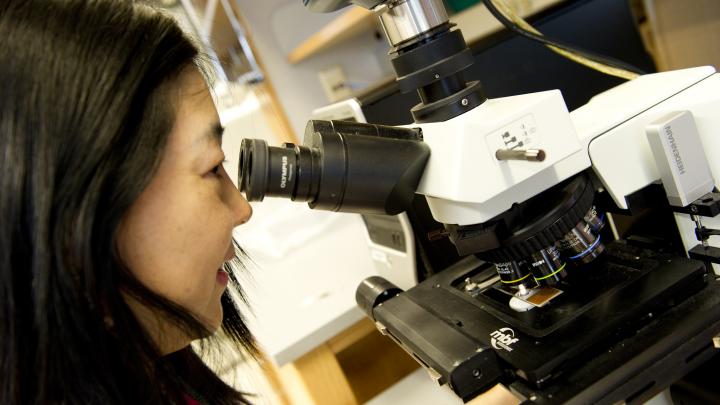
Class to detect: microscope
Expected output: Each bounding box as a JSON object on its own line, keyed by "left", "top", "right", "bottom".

{"left": 239, "top": 0, "right": 720, "bottom": 403}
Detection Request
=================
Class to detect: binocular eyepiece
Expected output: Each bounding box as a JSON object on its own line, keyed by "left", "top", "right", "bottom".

{"left": 238, "top": 120, "right": 431, "bottom": 215}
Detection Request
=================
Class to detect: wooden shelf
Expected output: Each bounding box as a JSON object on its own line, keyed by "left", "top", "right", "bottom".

{"left": 287, "top": 8, "right": 377, "bottom": 64}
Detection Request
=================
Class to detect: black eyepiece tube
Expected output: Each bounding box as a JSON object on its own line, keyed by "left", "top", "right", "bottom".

{"left": 239, "top": 139, "right": 321, "bottom": 203}
{"left": 238, "top": 120, "right": 431, "bottom": 215}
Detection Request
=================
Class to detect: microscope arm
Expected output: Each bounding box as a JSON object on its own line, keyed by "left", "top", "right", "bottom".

{"left": 302, "top": 0, "right": 384, "bottom": 12}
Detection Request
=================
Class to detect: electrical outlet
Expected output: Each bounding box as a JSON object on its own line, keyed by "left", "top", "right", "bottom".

{"left": 318, "top": 65, "right": 353, "bottom": 103}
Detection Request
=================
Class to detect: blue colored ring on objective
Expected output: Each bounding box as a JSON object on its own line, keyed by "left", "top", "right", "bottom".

{"left": 569, "top": 235, "right": 602, "bottom": 260}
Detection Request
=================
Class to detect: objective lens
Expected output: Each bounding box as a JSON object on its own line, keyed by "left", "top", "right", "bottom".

{"left": 496, "top": 260, "right": 537, "bottom": 289}
{"left": 559, "top": 206, "right": 605, "bottom": 265}
{"left": 477, "top": 176, "right": 607, "bottom": 289}
{"left": 528, "top": 245, "right": 567, "bottom": 286}
{"left": 583, "top": 205, "right": 605, "bottom": 233}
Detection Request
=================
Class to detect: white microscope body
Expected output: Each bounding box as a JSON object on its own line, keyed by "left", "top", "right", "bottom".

{"left": 316, "top": 66, "right": 720, "bottom": 287}
{"left": 412, "top": 66, "right": 720, "bottom": 274}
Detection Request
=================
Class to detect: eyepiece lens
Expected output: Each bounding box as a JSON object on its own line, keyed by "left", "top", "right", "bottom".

{"left": 238, "top": 138, "right": 319, "bottom": 203}
{"left": 237, "top": 120, "right": 429, "bottom": 214}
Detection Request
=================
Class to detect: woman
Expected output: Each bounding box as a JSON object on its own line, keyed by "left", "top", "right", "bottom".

{"left": 0, "top": 1, "right": 256, "bottom": 403}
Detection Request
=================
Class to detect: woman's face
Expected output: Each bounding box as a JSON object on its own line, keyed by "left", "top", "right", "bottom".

{"left": 118, "top": 70, "right": 252, "bottom": 352}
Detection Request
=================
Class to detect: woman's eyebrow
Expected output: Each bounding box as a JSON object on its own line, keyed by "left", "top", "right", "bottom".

{"left": 210, "top": 123, "right": 225, "bottom": 143}
{"left": 196, "top": 123, "right": 225, "bottom": 146}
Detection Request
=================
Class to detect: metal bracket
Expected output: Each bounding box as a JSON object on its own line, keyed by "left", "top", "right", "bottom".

{"left": 672, "top": 192, "right": 720, "bottom": 217}
{"left": 688, "top": 244, "right": 720, "bottom": 265}
{"left": 678, "top": 193, "right": 720, "bottom": 260}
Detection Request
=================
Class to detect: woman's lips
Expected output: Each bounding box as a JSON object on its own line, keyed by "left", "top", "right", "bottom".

{"left": 218, "top": 240, "right": 234, "bottom": 286}
{"left": 216, "top": 269, "right": 229, "bottom": 286}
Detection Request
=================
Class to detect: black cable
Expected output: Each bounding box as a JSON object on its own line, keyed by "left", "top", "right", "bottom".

{"left": 481, "top": 0, "right": 647, "bottom": 76}
{"left": 483, "top": 0, "right": 646, "bottom": 74}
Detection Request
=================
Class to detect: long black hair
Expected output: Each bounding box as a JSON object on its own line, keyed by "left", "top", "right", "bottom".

{"left": 0, "top": 1, "right": 255, "bottom": 403}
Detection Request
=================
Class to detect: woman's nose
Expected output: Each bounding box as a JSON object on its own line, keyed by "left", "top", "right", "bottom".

{"left": 221, "top": 166, "right": 252, "bottom": 227}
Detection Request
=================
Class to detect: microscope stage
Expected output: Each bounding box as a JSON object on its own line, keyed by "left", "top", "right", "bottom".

{"left": 371, "top": 241, "right": 716, "bottom": 402}
{"left": 455, "top": 245, "right": 705, "bottom": 339}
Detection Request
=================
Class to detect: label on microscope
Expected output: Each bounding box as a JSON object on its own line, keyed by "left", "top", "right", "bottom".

{"left": 490, "top": 327, "right": 520, "bottom": 352}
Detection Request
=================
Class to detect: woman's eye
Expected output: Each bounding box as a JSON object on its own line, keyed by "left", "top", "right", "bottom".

{"left": 208, "top": 160, "right": 228, "bottom": 178}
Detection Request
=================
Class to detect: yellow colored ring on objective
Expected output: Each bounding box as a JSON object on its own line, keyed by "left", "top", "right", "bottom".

{"left": 533, "top": 263, "right": 567, "bottom": 281}
{"left": 500, "top": 272, "right": 532, "bottom": 284}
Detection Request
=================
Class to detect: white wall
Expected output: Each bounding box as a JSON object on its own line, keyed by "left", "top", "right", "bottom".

{"left": 233, "top": 0, "right": 394, "bottom": 140}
